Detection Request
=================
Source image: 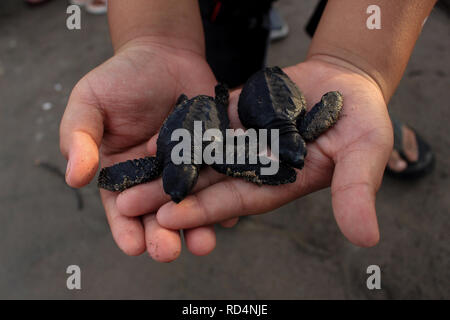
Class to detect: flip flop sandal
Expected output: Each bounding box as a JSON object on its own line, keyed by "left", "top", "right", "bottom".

{"left": 385, "top": 118, "right": 435, "bottom": 179}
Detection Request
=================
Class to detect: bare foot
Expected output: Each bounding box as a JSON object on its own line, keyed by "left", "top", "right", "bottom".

{"left": 387, "top": 125, "right": 419, "bottom": 172}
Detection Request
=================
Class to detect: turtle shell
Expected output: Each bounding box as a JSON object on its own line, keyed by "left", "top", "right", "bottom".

{"left": 238, "top": 66, "right": 307, "bottom": 133}
{"left": 157, "top": 95, "right": 230, "bottom": 166}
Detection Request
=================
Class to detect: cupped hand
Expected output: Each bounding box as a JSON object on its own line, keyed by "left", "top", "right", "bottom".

{"left": 60, "top": 39, "right": 237, "bottom": 261}
{"left": 119, "top": 56, "right": 393, "bottom": 248}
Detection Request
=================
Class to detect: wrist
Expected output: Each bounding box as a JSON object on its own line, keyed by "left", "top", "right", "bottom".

{"left": 304, "top": 52, "right": 388, "bottom": 103}
{"left": 108, "top": 0, "right": 205, "bottom": 57}
{"left": 114, "top": 35, "right": 205, "bottom": 61}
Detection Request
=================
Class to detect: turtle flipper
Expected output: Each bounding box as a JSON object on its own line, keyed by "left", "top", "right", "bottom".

{"left": 212, "top": 158, "right": 296, "bottom": 186}
{"left": 98, "top": 156, "right": 162, "bottom": 192}
{"left": 176, "top": 94, "right": 189, "bottom": 105}
{"left": 210, "top": 142, "right": 296, "bottom": 186}
{"left": 297, "top": 91, "right": 343, "bottom": 142}
{"left": 162, "top": 163, "right": 200, "bottom": 203}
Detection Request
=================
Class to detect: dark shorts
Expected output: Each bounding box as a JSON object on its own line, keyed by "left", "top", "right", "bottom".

{"left": 199, "top": 0, "right": 275, "bottom": 87}
{"left": 199, "top": 0, "right": 327, "bottom": 87}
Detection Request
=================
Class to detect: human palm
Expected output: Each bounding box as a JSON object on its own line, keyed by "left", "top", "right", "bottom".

{"left": 60, "top": 43, "right": 224, "bottom": 261}
{"left": 118, "top": 57, "right": 394, "bottom": 248}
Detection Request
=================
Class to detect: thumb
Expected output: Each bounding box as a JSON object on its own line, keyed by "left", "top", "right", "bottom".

{"left": 331, "top": 135, "right": 391, "bottom": 247}
{"left": 60, "top": 84, "right": 104, "bottom": 188}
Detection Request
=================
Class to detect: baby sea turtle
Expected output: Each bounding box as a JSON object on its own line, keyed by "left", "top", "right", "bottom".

{"left": 98, "top": 67, "right": 343, "bottom": 203}
{"left": 238, "top": 66, "right": 343, "bottom": 170}
{"left": 98, "top": 84, "right": 296, "bottom": 203}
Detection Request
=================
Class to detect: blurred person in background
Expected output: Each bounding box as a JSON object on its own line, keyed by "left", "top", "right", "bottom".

{"left": 69, "top": 0, "right": 107, "bottom": 14}
{"left": 26, "top": 0, "right": 107, "bottom": 15}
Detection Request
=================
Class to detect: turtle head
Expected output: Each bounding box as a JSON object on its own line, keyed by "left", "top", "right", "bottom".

{"left": 162, "top": 163, "right": 199, "bottom": 203}
{"left": 278, "top": 132, "right": 307, "bottom": 170}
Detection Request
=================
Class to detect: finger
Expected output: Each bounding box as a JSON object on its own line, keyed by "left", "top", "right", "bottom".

{"left": 100, "top": 190, "right": 146, "bottom": 256}
{"left": 156, "top": 175, "right": 304, "bottom": 230}
{"left": 60, "top": 83, "right": 104, "bottom": 188}
{"left": 142, "top": 214, "right": 182, "bottom": 262}
{"left": 64, "top": 131, "right": 100, "bottom": 188}
{"left": 116, "top": 166, "right": 224, "bottom": 217}
{"left": 220, "top": 218, "right": 239, "bottom": 228}
{"left": 331, "top": 137, "right": 391, "bottom": 247}
{"left": 146, "top": 133, "right": 158, "bottom": 155}
{"left": 155, "top": 145, "right": 331, "bottom": 229}
{"left": 184, "top": 226, "right": 216, "bottom": 256}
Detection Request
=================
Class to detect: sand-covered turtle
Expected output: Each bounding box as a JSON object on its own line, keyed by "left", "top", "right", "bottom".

{"left": 98, "top": 84, "right": 296, "bottom": 203}
{"left": 238, "top": 66, "right": 343, "bottom": 170}
{"left": 98, "top": 67, "right": 343, "bottom": 203}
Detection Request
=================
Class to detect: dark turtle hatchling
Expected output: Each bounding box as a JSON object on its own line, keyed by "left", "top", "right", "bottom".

{"left": 98, "top": 84, "right": 296, "bottom": 203}
{"left": 155, "top": 85, "right": 231, "bottom": 202}
{"left": 238, "top": 66, "right": 343, "bottom": 169}
{"left": 99, "top": 67, "right": 343, "bottom": 203}
{"left": 99, "top": 85, "right": 230, "bottom": 203}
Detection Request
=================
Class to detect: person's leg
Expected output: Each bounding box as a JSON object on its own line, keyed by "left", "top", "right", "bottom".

{"left": 199, "top": 0, "right": 274, "bottom": 88}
